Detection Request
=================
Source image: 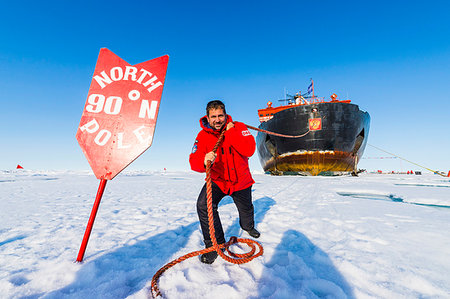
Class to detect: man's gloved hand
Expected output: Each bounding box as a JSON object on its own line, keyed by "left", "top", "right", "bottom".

{"left": 204, "top": 151, "right": 217, "bottom": 166}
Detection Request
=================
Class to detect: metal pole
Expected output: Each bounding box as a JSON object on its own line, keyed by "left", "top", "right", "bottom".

{"left": 76, "top": 178, "right": 108, "bottom": 262}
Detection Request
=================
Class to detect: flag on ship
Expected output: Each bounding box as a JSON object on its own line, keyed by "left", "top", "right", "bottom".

{"left": 307, "top": 80, "right": 314, "bottom": 94}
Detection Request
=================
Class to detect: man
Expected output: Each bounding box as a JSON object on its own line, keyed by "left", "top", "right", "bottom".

{"left": 189, "top": 100, "right": 260, "bottom": 264}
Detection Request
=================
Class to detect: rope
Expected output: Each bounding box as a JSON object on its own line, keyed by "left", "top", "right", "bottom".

{"left": 150, "top": 123, "right": 310, "bottom": 297}
{"left": 151, "top": 128, "right": 264, "bottom": 298}
{"left": 245, "top": 123, "right": 310, "bottom": 138}
{"left": 368, "top": 144, "right": 446, "bottom": 177}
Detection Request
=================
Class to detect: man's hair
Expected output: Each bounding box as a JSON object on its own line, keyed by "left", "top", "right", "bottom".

{"left": 206, "top": 100, "right": 226, "bottom": 116}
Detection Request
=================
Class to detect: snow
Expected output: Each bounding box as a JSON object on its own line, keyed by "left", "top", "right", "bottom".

{"left": 1, "top": 170, "right": 449, "bottom": 298}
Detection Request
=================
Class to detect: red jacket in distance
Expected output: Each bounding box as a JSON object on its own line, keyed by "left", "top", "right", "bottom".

{"left": 189, "top": 115, "right": 255, "bottom": 194}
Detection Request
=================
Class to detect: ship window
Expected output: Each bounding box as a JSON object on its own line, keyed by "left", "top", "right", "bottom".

{"left": 259, "top": 114, "right": 263, "bottom": 117}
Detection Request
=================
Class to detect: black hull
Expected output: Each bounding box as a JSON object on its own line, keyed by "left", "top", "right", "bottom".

{"left": 256, "top": 102, "right": 370, "bottom": 175}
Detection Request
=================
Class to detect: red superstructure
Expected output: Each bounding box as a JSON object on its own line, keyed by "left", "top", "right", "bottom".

{"left": 258, "top": 93, "right": 351, "bottom": 123}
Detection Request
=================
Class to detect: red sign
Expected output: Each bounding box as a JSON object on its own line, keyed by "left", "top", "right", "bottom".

{"left": 309, "top": 118, "right": 322, "bottom": 131}
{"left": 76, "top": 48, "right": 169, "bottom": 180}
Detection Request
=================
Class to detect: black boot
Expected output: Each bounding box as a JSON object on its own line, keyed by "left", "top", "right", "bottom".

{"left": 200, "top": 250, "right": 218, "bottom": 264}
{"left": 245, "top": 228, "right": 260, "bottom": 238}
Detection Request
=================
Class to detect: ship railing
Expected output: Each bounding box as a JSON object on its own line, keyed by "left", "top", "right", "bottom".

{"left": 302, "top": 96, "right": 350, "bottom": 105}
{"left": 302, "top": 96, "right": 326, "bottom": 105}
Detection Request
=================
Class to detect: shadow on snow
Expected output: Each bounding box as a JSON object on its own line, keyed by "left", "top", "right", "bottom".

{"left": 225, "top": 196, "right": 276, "bottom": 238}
{"left": 44, "top": 223, "right": 198, "bottom": 298}
{"left": 43, "top": 197, "right": 275, "bottom": 298}
{"left": 43, "top": 196, "right": 348, "bottom": 298}
{"left": 256, "top": 229, "right": 354, "bottom": 299}
{"left": 223, "top": 196, "right": 353, "bottom": 298}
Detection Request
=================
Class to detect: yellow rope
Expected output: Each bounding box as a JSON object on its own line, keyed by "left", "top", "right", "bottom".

{"left": 368, "top": 144, "right": 446, "bottom": 177}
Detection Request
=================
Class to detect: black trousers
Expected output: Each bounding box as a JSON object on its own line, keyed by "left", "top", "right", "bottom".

{"left": 196, "top": 182, "right": 254, "bottom": 248}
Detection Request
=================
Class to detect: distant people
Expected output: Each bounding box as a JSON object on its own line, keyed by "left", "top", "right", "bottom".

{"left": 295, "top": 93, "right": 301, "bottom": 105}
{"left": 189, "top": 100, "right": 260, "bottom": 264}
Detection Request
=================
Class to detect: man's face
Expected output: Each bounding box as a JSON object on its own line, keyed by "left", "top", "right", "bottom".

{"left": 207, "top": 108, "right": 226, "bottom": 130}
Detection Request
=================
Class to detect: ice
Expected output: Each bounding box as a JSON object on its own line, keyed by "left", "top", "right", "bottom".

{"left": 1, "top": 170, "right": 449, "bottom": 298}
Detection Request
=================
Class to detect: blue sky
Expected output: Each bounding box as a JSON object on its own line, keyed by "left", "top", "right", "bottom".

{"left": 1, "top": 0, "right": 449, "bottom": 174}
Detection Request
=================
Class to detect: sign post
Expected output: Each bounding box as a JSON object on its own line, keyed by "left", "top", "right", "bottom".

{"left": 76, "top": 179, "right": 107, "bottom": 262}
{"left": 75, "top": 48, "right": 169, "bottom": 262}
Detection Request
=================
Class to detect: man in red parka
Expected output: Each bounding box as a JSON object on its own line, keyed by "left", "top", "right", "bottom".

{"left": 189, "top": 100, "right": 260, "bottom": 264}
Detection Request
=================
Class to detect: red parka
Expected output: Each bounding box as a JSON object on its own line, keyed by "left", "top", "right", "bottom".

{"left": 189, "top": 115, "right": 255, "bottom": 195}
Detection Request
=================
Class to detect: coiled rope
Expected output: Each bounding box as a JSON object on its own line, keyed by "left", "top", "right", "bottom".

{"left": 150, "top": 124, "right": 308, "bottom": 297}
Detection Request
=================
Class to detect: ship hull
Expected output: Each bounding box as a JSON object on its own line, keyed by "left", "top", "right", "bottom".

{"left": 256, "top": 102, "right": 370, "bottom": 175}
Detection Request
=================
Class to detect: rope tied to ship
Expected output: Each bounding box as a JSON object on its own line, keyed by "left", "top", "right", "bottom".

{"left": 245, "top": 124, "right": 310, "bottom": 138}
{"left": 368, "top": 144, "right": 447, "bottom": 177}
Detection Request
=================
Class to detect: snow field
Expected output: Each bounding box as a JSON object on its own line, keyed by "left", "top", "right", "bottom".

{"left": 0, "top": 170, "right": 449, "bottom": 298}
